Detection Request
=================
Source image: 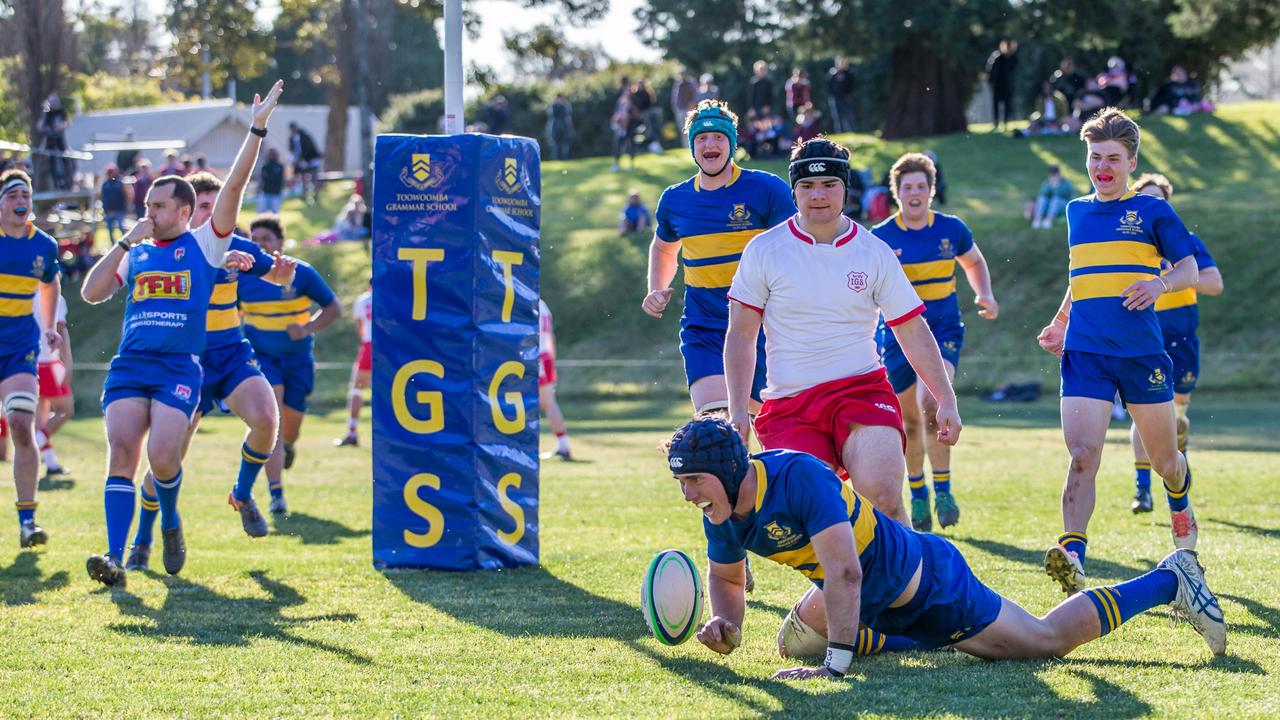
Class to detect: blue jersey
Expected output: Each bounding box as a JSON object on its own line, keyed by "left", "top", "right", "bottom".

{"left": 704, "top": 449, "right": 923, "bottom": 622}
{"left": 1065, "top": 192, "right": 1194, "bottom": 357}
{"left": 1154, "top": 232, "right": 1216, "bottom": 338}
{"left": 117, "top": 223, "right": 229, "bottom": 355}
{"left": 0, "top": 223, "right": 59, "bottom": 352}
{"left": 871, "top": 211, "right": 975, "bottom": 336}
{"left": 655, "top": 165, "right": 794, "bottom": 330}
{"left": 239, "top": 261, "right": 336, "bottom": 357}
{"left": 206, "top": 236, "right": 274, "bottom": 350}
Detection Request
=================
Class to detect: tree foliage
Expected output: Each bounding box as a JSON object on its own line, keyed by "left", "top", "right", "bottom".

{"left": 165, "top": 0, "right": 272, "bottom": 95}
{"left": 503, "top": 24, "right": 606, "bottom": 81}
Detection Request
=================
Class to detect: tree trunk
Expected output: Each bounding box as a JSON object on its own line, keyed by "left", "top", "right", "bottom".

{"left": 323, "top": 0, "right": 356, "bottom": 173}
{"left": 880, "top": 37, "right": 972, "bottom": 139}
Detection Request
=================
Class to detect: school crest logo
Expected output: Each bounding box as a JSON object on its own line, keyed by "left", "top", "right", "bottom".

{"left": 764, "top": 521, "right": 803, "bottom": 549}
{"left": 726, "top": 203, "right": 752, "bottom": 230}
{"left": 1148, "top": 367, "right": 1167, "bottom": 387}
{"left": 938, "top": 238, "right": 954, "bottom": 259}
{"left": 1117, "top": 210, "right": 1144, "bottom": 235}
{"left": 173, "top": 384, "right": 192, "bottom": 401}
{"left": 848, "top": 270, "right": 868, "bottom": 293}
{"left": 281, "top": 285, "right": 297, "bottom": 300}
{"left": 1181, "top": 370, "right": 1196, "bottom": 386}
{"left": 30, "top": 255, "right": 45, "bottom": 278}
{"left": 174, "top": 246, "right": 186, "bottom": 261}
{"left": 401, "top": 153, "right": 443, "bottom": 191}
{"left": 496, "top": 157, "right": 522, "bottom": 194}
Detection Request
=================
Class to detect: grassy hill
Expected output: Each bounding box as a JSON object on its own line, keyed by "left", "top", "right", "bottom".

{"left": 66, "top": 102, "right": 1279, "bottom": 407}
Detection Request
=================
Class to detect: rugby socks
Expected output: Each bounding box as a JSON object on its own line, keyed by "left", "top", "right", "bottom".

{"left": 234, "top": 443, "right": 271, "bottom": 502}
{"left": 1165, "top": 462, "right": 1191, "bottom": 512}
{"left": 1134, "top": 461, "right": 1152, "bottom": 494}
{"left": 908, "top": 473, "right": 928, "bottom": 501}
{"left": 1082, "top": 567, "right": 1178, "bottom": 636}
{"left": 134, "top": 488, "right": 159, "bottom": 548}
{"left": 153, "top": 470, "right": 183, "bottom": 531}
{"left": 556, "top": 431, "right": 571, "bottom": 455}
{"left": 932, "top": 469, "right": 951, "bottom": 495}
{"left": 859, "top": 627, "right": 924, "bottom": 654}
{"left": 104, "top": 476, "right": 136, "bottom": 561}
{"left": 268, "top": 479, "right": 284, "bottom": 501}
{"left": 16, "top": 500, "right": 36, "bottom": 525}
{"left": 347, "top": 417, "right": 359, "bottom": 434}
{"left": 1058, "top": 531, "right": 1088, "bottom": 567}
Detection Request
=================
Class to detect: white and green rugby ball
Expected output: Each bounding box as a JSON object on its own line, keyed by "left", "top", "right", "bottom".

{"left": 641, "top": 549, "right": 705, "bottom": 645}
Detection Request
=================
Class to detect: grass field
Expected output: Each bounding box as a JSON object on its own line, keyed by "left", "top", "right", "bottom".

{"left": 2, "top": 394, "right": 1277, "bottom": 717}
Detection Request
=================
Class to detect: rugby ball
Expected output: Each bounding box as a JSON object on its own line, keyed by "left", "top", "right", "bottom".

{"left": 641, "top": 549, "right": 705, "bottom": 645}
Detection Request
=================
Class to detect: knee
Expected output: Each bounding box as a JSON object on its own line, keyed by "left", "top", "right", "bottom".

{"left": 901, "top": 411, "right": 922, "bottom": 434}
{"left": 1066, "top": 442, "right": 1102, "bottom": 473}
{"left": 6, "top": 417, "right": 34, "bottom": 445}
{"left": 1151, "top": 454, "right": 1182, "bottom": 480}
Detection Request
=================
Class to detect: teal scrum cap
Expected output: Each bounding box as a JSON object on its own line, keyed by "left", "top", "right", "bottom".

{"left": 687, "top": 106, "right": 738, "bottom": 157}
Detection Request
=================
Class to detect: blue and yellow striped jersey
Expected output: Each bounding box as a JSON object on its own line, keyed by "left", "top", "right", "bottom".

{"left": 704, "top": 449, "right": 923, "bottom": 622}
{"left": 0, "top": 223, "right": 58, "bottom": 352}
{"left": 238, "top": 261, "right": 336, "bottom": 357}
{"left": 206, "top": 236, "right": 274, "bottom": 350}
{"left": 1155, "top": 233, "right": 1216, "bottom": 338}
{"left": 871, "top": 211, "right": 974, "bottom": 333}
{"left": 655, "top": 165, "right": 794, "bottom": 329}
{"left": 1064, "top": 192, "right": 1194, "bottom": 357}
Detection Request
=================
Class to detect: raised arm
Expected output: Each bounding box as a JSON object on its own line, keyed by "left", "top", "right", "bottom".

{"left": 210, "top": 80, "right": 284, "bottom": 243}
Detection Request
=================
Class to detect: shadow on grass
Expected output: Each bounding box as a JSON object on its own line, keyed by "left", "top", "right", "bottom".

{"left": 0, "top": 552, "right": 69, "bottom": 605}
{"left": 1219, "top": 593, "right": 1280, "bottom": 641}
{"left": 272, "top": 511, "right": 367, "bottom": 545}
{"left": 950, "top": 536, "right": 1150, "bottom": 581}
{"left": 1208, "top": 519, "right": 1280, "bottom": 542}
{"left": 38, "top": 474, "right": 75, "bottom": 492}
{"left": 107, "top": 570, "right": 368, "bottom": 664}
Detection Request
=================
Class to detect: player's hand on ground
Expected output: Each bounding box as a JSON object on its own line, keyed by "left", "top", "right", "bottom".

{"left": 286, "top": 323, "right": 310, "bottom": 341}
{"left": 222, "top": 250, "right": 255, "bottom": 271}
{"left": 1122, "top": 278, "right": 1164, "bottom": 311}
{"left": 642, "top": 288, "right": 675, "bottom": 318}
{"left": 1037, "top": 322, "right": 1065, "bottom": 357}
{"left": 252, "top": 80, "right": 285, "bottom": 128}
{"left": 935, "top": 402, "right": 962, "bottom": 445}
{"left": 122, "top": 217, "right": 153, "bottom": 246}
{"left": 772, "top": 665, "right": 835, "bottom": 681}
{"left": 975, "top": 294, "right": 999, "bottom": 320}
{"left": 697, "top": 616, "right": 742, "bottom": 655}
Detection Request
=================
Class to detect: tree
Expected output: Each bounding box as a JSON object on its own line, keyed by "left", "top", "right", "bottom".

{"left": 503, "top": 24, "right": 606, "bottom": 80}
{"left": 74, "top": 0, "right": 161, "bottom": 78}
{"left": 165, "top": 0, "right": 272, "bottom": 96}
{"left": 0, "top": 0, "right": 77, "bottom": 142}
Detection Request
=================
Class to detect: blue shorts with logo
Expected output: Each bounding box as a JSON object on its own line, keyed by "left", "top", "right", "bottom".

{"left": 1164, "top": 333, "right": 1200, "bottom": 395}
{"left": 197, "top": 339, "right": 266, "bottom": 415}
{"left": 883, "top": 322, "right": 965, "bottom": 394}
{"left": 101, "top": 351, "right": 203, "bottom": 419}
{"left": 0, "top": 345, "right": 38, "bottom": 383}
{"left": 1061, "top": 349, "right": 1174, "bottom": 405}
{"left": 257, "top": 351, "right": 315, "bottom": 413}
{"left": 868, "top": 533, "right": 1003, "bottom": 649}
{"left": 679, "top": 324, "right": 766, "bottom": 403}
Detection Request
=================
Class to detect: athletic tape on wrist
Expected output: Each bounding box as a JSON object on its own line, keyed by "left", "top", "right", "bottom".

{"left": 825, "top": 642, "right": 854, "bottom": 676}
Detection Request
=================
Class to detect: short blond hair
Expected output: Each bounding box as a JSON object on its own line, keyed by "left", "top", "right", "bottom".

{"left": 1080, "top": 107, "right": 1140, "bottom": 157}
{"left": 888, "top": 152, "right": 936, "bottom": 206}
{"left": 1132, "top": 172, "right": 1172, "bottom": 200}
{"left": 682, "top": 99, "right": 739, "bottom": 137}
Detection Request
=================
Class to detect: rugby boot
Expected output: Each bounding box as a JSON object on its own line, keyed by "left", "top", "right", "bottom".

{"left": 1159, "top": 549, "right": 1226, "bottom": 655}
{"left": 333, "top": 434, "right": 359, "bottom": 447}
{"left": 19, "top": 520, "right": 48, "bottom": 548}
{"left": 269, "top": 494, "right": 288, "bottom": 515}
{"left": 1131, "top": 488, "right": 1153, "bottom": 514}
{"left": 910, "top": 497, "right": 932, "bottom": 533}
{"left": 161, "top": 525, "right": 186, "bottom": 575}
{"left": 935, "top": 492, "right": 961, "bottom": 529}
{"left": 86, "top": 553, "right": 127, "bottom": 589}
{"left": 1044, "top": 545, "right": 1087, "bottom": 595}
{"left": 283, "top": 442, "right": 297, "bottom": 469}
{"left": 229, "top": 494, "right": 269, "bottom": 538}
{"left": 124, "top": 543, "right": 151, "bottom": 571}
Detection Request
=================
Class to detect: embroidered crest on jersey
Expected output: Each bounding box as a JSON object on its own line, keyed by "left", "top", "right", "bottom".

{"left": 496, "top": 157, "right": 522, "bottom": 194}
{"left": 1148, "top": 367, "right": 1166, "bottom": 387}
{"left": 30, "top": 256, "right": 45, "bottom": 278}
{"left": 764, "top": 521, "right": 803, "bottom": 549}
{"left": 727, "top": 203, "right": 752, "bottom": 229}
{"left": 132, "top": 271, "right": 192, "bottom": 301}
{"left": 174, "top": 246, "right": 186, "bottom": 261}
{"left": 937, "top": 238, "right": 954, "bottom": 259}
{"left": 1117, "top": 210, "right": 1144, "bottom": 236}
{"left": 281, "top": 284, "right": 298, "bottom": 300}
{"left": 847, "top": 270, "right": 867, "bottom": 293}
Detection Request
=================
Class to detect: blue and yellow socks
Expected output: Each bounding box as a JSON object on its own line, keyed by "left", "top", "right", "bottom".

{"left": 16, "top": 500, "right": 36, "bottom": 525}
{"left": 1083, "top": 567, "right": 1178, "bottom": 635}
{"left": 1134, "top": 461, "right": 1151, "bottom": 494}
{"left": 908, "top": 473, "right": 928, "bottom": 501}
{"left": 153, "top": 470, "right": 183, "bottom": 531}
{"left": 268, "top": 479, "right": 284, "bottom": 501}
{"left": 858, "top": 627, "right": 925, "bottom": 654}
{"left": 1166, "top": 462, "right": 1191, "bottom": 512}
{"left": 234, "top": 443, "right": 271, "bottom": 502}
{"left": 134, "top": 488, "right": 159, "bottom": 548}
{"left": 932, "top": 469, "right": 951, "bottom": 495}
{"left": 104, "top": 476, "right": 136, "bottom": 560}
{"left": 1058, "top": 531, "right": 1088, "bottom": 567}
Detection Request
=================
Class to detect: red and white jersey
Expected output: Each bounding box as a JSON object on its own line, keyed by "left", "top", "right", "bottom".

{"left": 353, "top": 290, "right": 373, "bottom": 343}
{"left": 728, "top": 215, "right": 924, "bottom": 399}
{"left": 538, "top": 298, "right": 555, "bottom": 359}
{"left": 36, "top": 294, "right": 68, "bottom": 362}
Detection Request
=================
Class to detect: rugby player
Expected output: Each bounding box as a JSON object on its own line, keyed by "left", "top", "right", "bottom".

{"left": 872, "top": 152, "right": 998, "bottom": 531}
{"left": 537, "top": 298, "right": 572, "bottom": 460}
{"left": 34, "top": 291, "right": 72, "bottom": 476}
{"left": 335, "top": 278, "right": 371, "bottom": 448}
{"left": 1037, "top": 108, "right": 1199, "bottom": 594}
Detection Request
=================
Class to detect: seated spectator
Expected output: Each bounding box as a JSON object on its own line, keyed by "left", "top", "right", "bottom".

{"left": 794, "top": 102, "right": 822, "bottom": 143}
{"left": 619, "top": 189, "right": 652, "bottom": 235}
{"left": 1029, "top": 165, "right": 1074, "bottom": 229}
{"left": 1096, "top": 57, "right": 1134, "bottom": 107}
{"left": 333, "top": 196, "right": 370, "bottom": 241}
{"left": 1050, "top": 58, "right": 1087, "bottom": 107}
{"left": 1018, "top": 82, "right": 1072, "bottom": 137}
{"left": 1149, "top": 65, "right": 1212, "bottom": 116}
{"left": 1072, "top": 77, "right": 1108, "bottom": 122}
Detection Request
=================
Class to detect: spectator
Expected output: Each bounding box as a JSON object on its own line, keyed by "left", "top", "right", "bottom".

{"left": 696, "top": 73, "right": 719, "bottom": 103}
{"left": 158, "top": 149, "right": 184, "bottom": 177}
{"left": 100, "top": 164, "right": 128, "bottom": 244}
{"left": 0, "top": 151, "right": 12, "bottom": 172}
{"left": 610, "top": 88, "right": 639, "bottom": 173}
{"left": 843, "top": 166, "right": 867, "bottom": 221}
{"left": 333, "top": 196, "right": 369, "bottom": 241}
{"left": 258, "top": 147, "right": 285, "bottom": 213}
{"left": 794, "top": 102, "right": 822, "bottom": 143}
{"left": 671, "top": 69, "right": 698, "bottom": 143}
{"left": 181, "top": 154, "right": 195, "bottom": 176}
{"left": 130, "top": 159, "right": 153, "bottom": 218}
{"left": 115, "top": 128, "right": 138, "bottom": 175}
{"left": 630, "top": 79, "right": 662, "bottom": 153}
{"left": 618, "top": 189, "right": 652, "bottom": 235}
{"left": 40, "top": 93, "right": 72, "bottom": 189}
{"left": 288, "top": 121, "right": 324, "bottom": 202}
{"left": 985, "top": 38, "right": 1018, "bottom": 130}
{"left": 545, "top": 93, "right": 575, "bottom": 161}
{"left": 785, "top": 68, "right": 811, "bottom": 118}
{"left": 194, "top": 153, "right": 209, "bottom": 174}
{"left": 1030, "top": 165, "right": 1074, "bottom": 229}
{"left": 826, "top": 57, "right": 856, "bottom": 133}
{"left": 1096, "top": 56, "right": 1132, "bottom": 107}
{"left": 749, "top": 60, "right": 774, "bottom": 114}
{"left": 483, "top": 95, "right": 510, "bottom": 134}
{"left": 1072, "top": 77, "right": 1108, "bottom": 121}
{"left": 1018, "top": 82, "right": 1072, "bottom": 136}
{"left": 1149, "top": 65, "right": 1209, "bottom": 116}
{"left": 1050, "top": 58, "right": 1087, "bottom": 106}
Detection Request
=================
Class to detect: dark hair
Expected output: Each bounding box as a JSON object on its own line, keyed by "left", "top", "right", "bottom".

{"left": 151, "top": 175, "right": 196, "bottom": 210}
{"left": 186, "top": 171, "right": 223, "bottom": 195}
{"left": 250, "top": 214, "right": 285, "bottom": 240}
